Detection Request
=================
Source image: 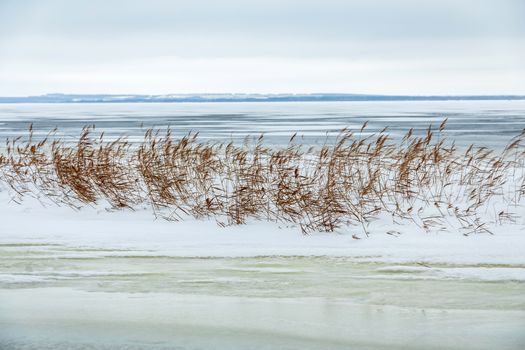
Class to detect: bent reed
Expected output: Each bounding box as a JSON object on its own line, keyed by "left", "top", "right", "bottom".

{"left": 1, "top": 121, "right": 524, "bottom": 235}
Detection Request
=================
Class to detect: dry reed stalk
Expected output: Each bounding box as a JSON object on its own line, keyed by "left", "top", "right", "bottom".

{"left": 0, "top": 122, "right": 523, "bottom": 235}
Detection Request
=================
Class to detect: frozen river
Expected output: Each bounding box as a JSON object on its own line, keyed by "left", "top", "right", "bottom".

{"left": 1, "top": 100, "right": 525, "bottom": 349}
{"left": 1, "top": 245, "right": 524, "bottom": 350}
{"left": 0, "top": 100, "right": 525, "bottom": 147}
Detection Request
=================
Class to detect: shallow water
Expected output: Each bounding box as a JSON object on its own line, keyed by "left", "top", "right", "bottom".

{"left": 2, "top": 288, "right": 524, "bottom": 350}
{"left": 1, "top": 243, "right": 524, "bottom": 349}
{"left": 1, "top": 100, "right": 525, "bottom": 147}
{"left": 1, "top": 244, "right": 524, "bottom": 305}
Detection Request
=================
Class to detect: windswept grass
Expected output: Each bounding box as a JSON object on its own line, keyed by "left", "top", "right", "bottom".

{"left": 1, "top": 121, "right": 524, "bottom": 235}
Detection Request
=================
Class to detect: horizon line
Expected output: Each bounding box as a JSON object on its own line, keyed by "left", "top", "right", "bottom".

{"left": 1, "top": 92, "right": 525, "bottom": 103}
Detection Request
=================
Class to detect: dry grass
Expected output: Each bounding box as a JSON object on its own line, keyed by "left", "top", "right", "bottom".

{"left": 1, "top": 121, "right": 524, "bottom": 235}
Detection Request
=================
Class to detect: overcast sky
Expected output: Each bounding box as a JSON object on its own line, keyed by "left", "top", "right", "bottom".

{"left": 0, "top": 0, "right": 524, "bottom": 96}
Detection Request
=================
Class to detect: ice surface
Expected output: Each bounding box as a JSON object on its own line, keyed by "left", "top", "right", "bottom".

{"left": 1, "top": 100, "right": 525, "bottom": 148}
{"left": 1, "top": 101, "right": 525, "bottom": 349}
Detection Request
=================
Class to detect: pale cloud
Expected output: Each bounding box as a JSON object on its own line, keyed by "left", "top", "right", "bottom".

{"left": 0, "top": 0, "right": 524, "bottom": 95}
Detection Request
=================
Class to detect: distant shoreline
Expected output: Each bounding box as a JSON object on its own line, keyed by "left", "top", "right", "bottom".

{"left": 1, "top": 93, "right": 525, "bottom": 104}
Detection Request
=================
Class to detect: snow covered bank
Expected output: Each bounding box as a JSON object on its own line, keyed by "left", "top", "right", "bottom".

{"left": 1, "top": 192, "right": 524, "bottom": 266}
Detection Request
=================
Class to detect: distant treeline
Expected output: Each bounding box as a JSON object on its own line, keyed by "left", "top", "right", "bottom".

{"left": 1, "top": 93, "right": 525, "bottom": 103}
